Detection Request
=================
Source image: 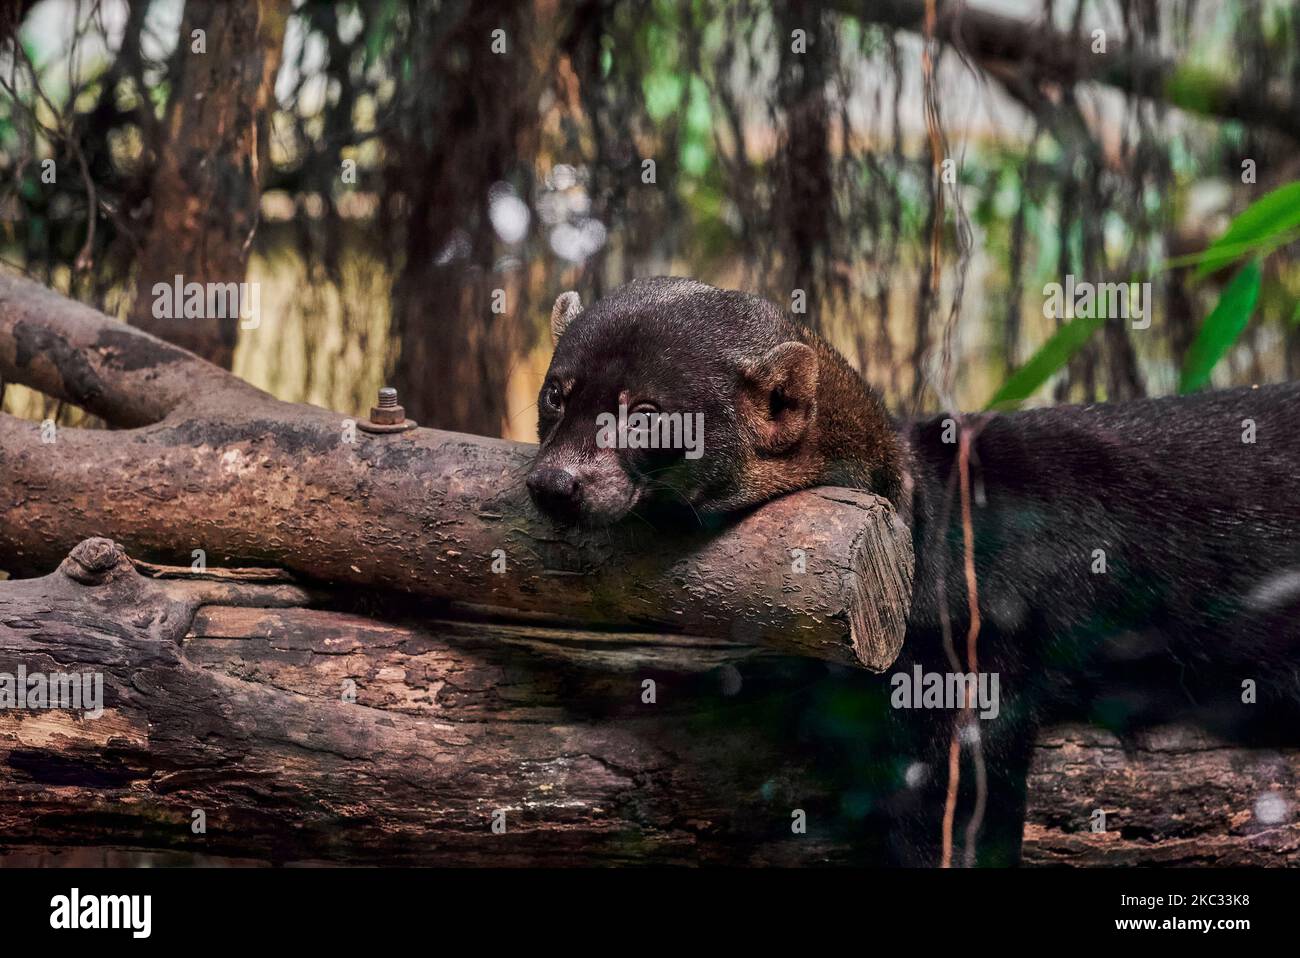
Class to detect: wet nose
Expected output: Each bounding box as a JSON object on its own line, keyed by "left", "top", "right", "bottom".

{"left": 527, "top": 466, "right": 581, "bottom": 519}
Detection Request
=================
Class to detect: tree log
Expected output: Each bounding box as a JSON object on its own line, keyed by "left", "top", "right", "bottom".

{"left": 0, "top": 273, "right": 912, "bottom": 671}
{"left": 0, "top": 540, "right": 877, "bottom": 865}
{"left": 2, "top": 540, "right": 1294, "bottom": 866}
{"left": 1024, "top": 725, "right": 1300, "bottom": 866}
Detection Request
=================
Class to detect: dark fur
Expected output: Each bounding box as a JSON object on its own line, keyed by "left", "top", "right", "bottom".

{"left": 531, "top": 277, "right": 1300, "bottom": 865}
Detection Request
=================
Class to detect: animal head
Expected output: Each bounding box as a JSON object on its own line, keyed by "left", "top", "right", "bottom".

{"left": 526, "top": 277, "right": 901, "bottom": 527}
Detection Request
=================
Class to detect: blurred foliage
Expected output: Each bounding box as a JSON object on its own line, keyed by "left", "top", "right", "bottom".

{"left": 993, "top": 175, "right": 1300, "bottom": 405}
{"left": 1, "top": 0, "right": 1299, "bottom": 433}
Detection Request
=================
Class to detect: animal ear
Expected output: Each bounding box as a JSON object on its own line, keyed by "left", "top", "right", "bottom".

{"left": 740, "top": 341, "right": 819, "bottom": 454}
{"left": 551, "top": 291, "right": 583, "bottom": 344}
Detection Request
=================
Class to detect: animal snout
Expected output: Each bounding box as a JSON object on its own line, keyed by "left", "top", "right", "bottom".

{"left": 527, "top": 465, "right": 581, "bottom": 520}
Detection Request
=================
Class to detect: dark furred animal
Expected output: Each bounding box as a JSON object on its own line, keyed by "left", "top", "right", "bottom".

{"left": 528, "top": 276, "right": 1300, "bottom": 866}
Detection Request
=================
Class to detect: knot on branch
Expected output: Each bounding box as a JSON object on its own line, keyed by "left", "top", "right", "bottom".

{"left": 60, "top": 537, "right": 130, "bottom": 585}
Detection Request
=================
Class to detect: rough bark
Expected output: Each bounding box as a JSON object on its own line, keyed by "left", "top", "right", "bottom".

{"left": 1024, "top": 725, "right": 1300, "bottom": 866}
{"left": 0, "top": 541, "right": 874, "bottom": 865}
{"left": 0, "top": 272, "right": 913, "bottom": 671}
{"left": 127, "top": 0, "right": 290, "bottom": 368}
{"left": 2, "top": 542, "right": 1294, "bottom": 866}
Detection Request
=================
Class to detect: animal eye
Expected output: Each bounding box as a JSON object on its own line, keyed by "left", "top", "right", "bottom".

{"left": 631, "top": 401, "right": 660, "bottom": 416}
{"left": 541, "top": 382, "right": 564, "bottom": 413}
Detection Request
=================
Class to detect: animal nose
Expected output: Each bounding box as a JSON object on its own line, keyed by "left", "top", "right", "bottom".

{"left": 527, "top": 466, "right": 581, "bottom": 519}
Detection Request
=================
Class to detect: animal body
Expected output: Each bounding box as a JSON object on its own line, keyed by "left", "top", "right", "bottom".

{"left": 527, "top": 276, "right": 1300, "bottom": 865}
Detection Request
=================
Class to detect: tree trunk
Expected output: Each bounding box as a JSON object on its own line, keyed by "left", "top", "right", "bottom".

{"left": 772, "top": 0, "right": 836, "bottom": 329}
{"left": 384, "top": 0, "right": 541, "bottom": 436}
{"left": 2, "top": 540, "right": 1294, "bottom": 866}
{"left": 0, "top": 273, "right": 912, "bottom": 671}
{"left": 127, "top": 0, "right": 290, "bottom": 368}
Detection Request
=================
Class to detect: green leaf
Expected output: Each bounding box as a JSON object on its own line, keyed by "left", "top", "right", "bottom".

{"left": 1179, "top": 259, "right": 1262, "bottom": 394}
{"left": 1196, "top": 181, "right": 1300, "bottom": 277}
{"left": 985, "top": 314, "right": 1105, "bottom": 411}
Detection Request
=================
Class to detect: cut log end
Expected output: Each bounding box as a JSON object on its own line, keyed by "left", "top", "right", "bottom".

{"left": 843, "top": 496, "right": 915, "bottom": 672}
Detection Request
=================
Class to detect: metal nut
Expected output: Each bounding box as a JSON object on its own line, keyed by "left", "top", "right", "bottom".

{"left": 369, "top": 402, "right": 406, "bottom": 425}
{"left": 359, "top": 386, "right": 417, "bottom": 434}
